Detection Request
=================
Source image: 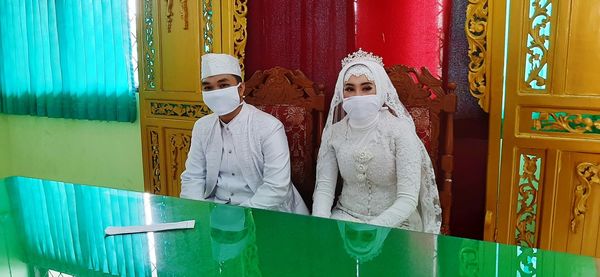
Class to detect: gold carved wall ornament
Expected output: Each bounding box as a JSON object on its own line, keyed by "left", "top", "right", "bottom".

{"left": 180, "top": 0, "right": 189, "bottom": 30}
{"left": 166, "top": 0, "right": 174, "bottom": 32}
{"left": 466, "top": 0, "right": 489, "bottom": 112}
{"left": 234, "top": 0, "right": 248, "bottom": 75}
{"left": 524, "top": 0, "right": 553, "bottom": 90}
{"left": 143, "top": 0, "right": 157, "bottom": 89}
{"left": 533, "top": 112, "right": 600, "bottom": 134}
{"left": 150, "top": 102, "right": 212, "bottom": 119}
{"left": 571, "top": 162, "right": 599, "bottom": 233}
{"left": 165, "top": 0, "right": 189, "bottom": 33}
{"left": 515, "top": 154, "right": 542, "bottom": 247}
{"left": 150, "top": 130, "right": 162, "bottom": 194}
{"left": 202, "top": 0, "right": 214, "bottom": 53}
{"left": 169, "top": 133, "right": 192, "bottom": 186}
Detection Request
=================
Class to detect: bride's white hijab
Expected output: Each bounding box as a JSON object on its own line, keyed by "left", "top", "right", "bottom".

{"left": 318, "top": 49, "right": 442, "bottom": 233}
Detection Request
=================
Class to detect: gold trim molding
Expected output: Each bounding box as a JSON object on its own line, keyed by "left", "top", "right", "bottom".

{"left": 466, "top": 0, "right": 489, "bottom": 112}
{"left": 571, "top": 162, "right": 599, "bottom": 233}
{"left": 150, "top": 102, "right": 212, "bottom": 119}
{"left": 234, "top": 0, "right": 248, "bottom": 77}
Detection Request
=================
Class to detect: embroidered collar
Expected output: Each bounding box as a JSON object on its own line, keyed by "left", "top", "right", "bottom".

{"left": 219, "top": 102, "right": 247, "bottom": 132}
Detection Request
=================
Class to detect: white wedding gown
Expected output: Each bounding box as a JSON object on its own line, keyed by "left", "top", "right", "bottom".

{"left": 313, "top": 110, "right": 428, "bottom": 231}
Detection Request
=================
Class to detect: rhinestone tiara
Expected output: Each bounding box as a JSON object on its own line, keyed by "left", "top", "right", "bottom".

{"left": 341, "top": 48, "right": 384, "bottom": 68}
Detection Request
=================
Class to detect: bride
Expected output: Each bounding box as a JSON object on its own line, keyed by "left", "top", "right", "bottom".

{"left": 312, "top": 49, "right": 441, "bottom": 233}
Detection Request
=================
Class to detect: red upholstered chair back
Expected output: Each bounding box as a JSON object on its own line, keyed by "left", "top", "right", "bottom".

{"left": 385, "top": 64, "right": 457, "bottom": 235}
{"left": 244, "top": 67, "right": 326, "bottom": 208}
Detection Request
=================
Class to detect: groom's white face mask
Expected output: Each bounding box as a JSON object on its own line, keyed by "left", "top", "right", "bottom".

{"left": 201, "top": 74, "right": 244, "bottom": 116}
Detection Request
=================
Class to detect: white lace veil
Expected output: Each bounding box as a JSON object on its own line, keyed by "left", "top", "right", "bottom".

{"left": 319, "top": 50, "right": 442, "bottom": 234}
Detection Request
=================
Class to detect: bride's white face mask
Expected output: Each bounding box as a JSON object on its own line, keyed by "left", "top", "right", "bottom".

{"left": 342, "top": 66, "right": 382, "bottom": 126}
{"left": 342, "top": 95, "right": 381, "bottom": 124}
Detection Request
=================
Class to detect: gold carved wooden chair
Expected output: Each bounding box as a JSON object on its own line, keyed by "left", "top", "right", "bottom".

{"left": 244, "top": 67, "right": 326, "bottom": 208}
{"left": 386, "top": 65, "right": 457, "bottom": 235}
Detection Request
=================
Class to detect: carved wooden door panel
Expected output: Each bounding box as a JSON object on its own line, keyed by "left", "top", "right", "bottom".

{"left": 485, "top": 0, "right": 600, "bottom": 257}
{"left": 552, "top": 153, "right": 600, "bottom": 256}
{"left": 137, "top": 0, "right": 247, "bottom": 196}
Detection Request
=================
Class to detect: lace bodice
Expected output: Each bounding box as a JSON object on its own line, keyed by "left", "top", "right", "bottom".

{"left": 313, "top": 110, "right": 425, "bottom": 231}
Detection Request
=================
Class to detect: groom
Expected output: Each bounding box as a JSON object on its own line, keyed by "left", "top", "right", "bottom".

{"left": 180, "top": 53, "right": 308, "bottom": 214}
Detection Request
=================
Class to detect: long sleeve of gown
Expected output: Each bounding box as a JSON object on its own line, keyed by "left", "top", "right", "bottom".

{"left": 312, "top": 129, "right": 339, "bottom": 218}
{"left": 180, "top": 122, "right": 207, "bottom": 200}
{"left": 244, "top": 123, "right": 292, "bottom": 210}
{"left": 369, "top": 128, "right": 421, "bottom": 227}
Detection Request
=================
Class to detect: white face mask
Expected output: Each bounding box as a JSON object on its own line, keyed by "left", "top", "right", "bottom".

{"left": 342, "top": 95, "right": 381, "bottom": 126}
{"left": 202, "top": 83, "right": 242, "bottom": 115}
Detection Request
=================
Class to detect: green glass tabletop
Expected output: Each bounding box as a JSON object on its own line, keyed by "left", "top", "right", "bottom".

{"left": 0, "top": 176, "right": 597, "bottom": 277}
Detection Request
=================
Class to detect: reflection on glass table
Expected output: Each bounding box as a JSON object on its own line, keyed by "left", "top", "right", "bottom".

{"left": 338, "top": 222, "right": 391, "bottom": 276}
{"left": 209, "top": 204, "right": 261, "bottom": 276}
{"left": 0, "top": 176, "right": 597, "bottom": 276}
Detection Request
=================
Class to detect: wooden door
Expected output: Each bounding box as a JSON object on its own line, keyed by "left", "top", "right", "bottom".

{"left": 485, "top": 0, "right": 600, "bottom": 257}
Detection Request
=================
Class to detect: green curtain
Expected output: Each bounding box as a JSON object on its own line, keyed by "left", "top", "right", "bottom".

{"left": 0, "top": 0, "right": 137, "bottom": 122}
{"left": 7, "top": 177, "right": 151, "bottom": 276}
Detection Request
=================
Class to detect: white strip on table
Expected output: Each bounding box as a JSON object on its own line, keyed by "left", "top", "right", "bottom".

{"left": 105, "top": 220, "right": 196, "bottom": 236}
